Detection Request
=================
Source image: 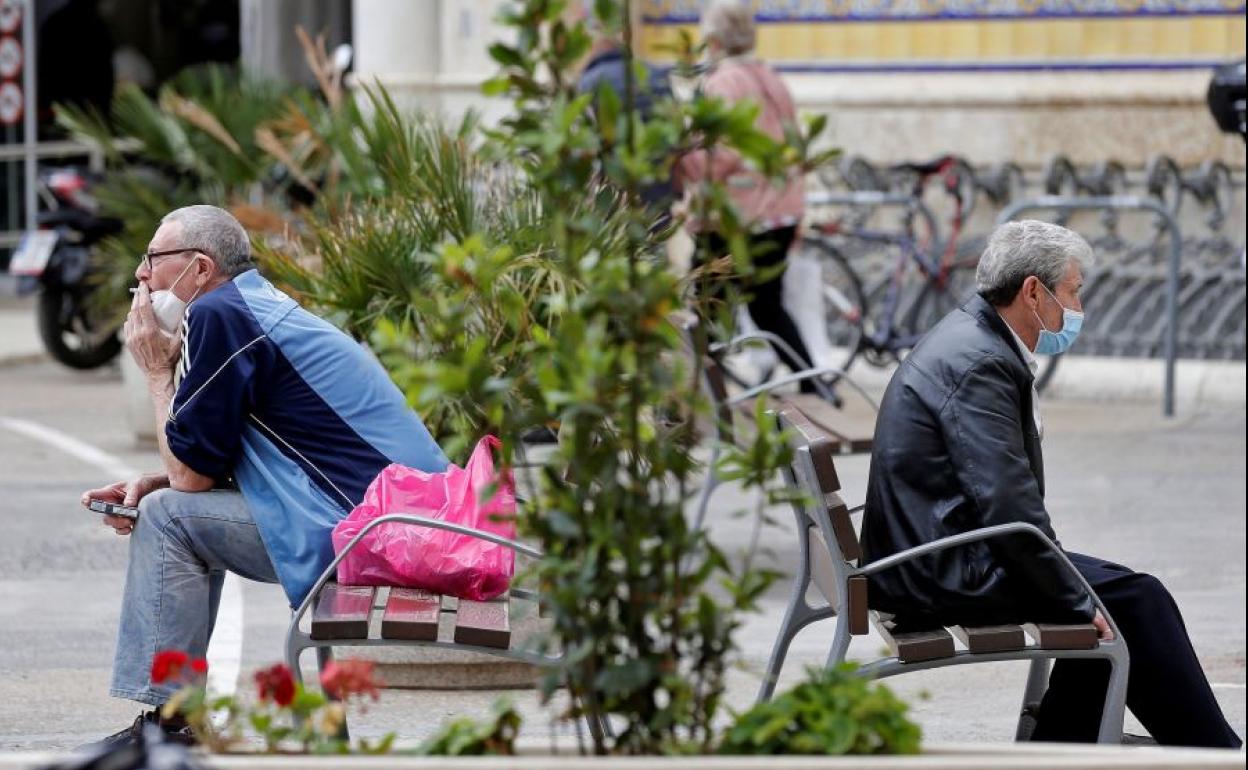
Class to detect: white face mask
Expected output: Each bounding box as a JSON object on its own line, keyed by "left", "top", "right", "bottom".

{"left": 150, "top": 257, "right": 202, "bottom": 334}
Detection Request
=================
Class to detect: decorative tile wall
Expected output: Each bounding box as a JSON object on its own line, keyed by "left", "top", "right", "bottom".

{"left": 639, "top": 0, "right": 1246, "bottom": 70}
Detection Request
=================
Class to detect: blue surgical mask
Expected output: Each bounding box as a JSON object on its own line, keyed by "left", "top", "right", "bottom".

{"left": 1032, "top": 283, "right": 1084, "bottom": 356}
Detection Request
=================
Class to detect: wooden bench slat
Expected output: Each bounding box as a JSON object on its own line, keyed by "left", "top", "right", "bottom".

{"left": 779, "top": 409, "right": 841, "bottom": 494}
{"left": 703, "top": 358, "right": 734, "bottom": 442}
{"left": 311, "top": 584, "right": 375, "bottom": 640}
{"left": 879, "top": 622, "right": 956, "bottom": 663}
{"left": 381, "top": 588, "right": 441, "bottom": 641}
{"left": 453, "top": 598, "right": 511, "bottom": 649}
{"left": 951, "top": 624, "right": 1027, "bottom": 653}
{"left": 1024, "top": 622, "right": 1100, "bottom": 650}
{"left": 846, "top": 575, "right": 870, "bottom": 635}
{"left": 782, "top": 394, "right": 874, "bottom": 455}
{"left": 826, "top": 493, "right": 861, "bottom": 562}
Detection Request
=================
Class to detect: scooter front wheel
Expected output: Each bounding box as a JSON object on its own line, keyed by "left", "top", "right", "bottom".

{"left": 36, "top": 286, "right": 123, "bottom": 370}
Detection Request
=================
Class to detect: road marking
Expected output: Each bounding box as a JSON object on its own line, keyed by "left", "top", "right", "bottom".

{"left": 1212, "top": 683, "right": 1246, "bottom": 689}
{"left": 0, "top": 415, "right": 244, "bottom": 698}
{"left": 0, "top": 415, "right": 138, "bottom": 479}
{"left": 207, "top": 569, "right": 244, "bottom": 701}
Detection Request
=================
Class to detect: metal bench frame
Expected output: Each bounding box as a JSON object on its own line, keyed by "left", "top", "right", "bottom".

{"left": 759, "top": 411, "right": 1129, "bottom": 744}
{"left": 691, "top": 328, "right": 878, "bottom": 541}
{"left": 284, "top": 513, "right": 557, "bottom": 692}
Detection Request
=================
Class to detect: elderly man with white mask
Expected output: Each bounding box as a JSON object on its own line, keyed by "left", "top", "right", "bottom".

{"left": 81, "top": 204, "right": 448, "bottom": 748}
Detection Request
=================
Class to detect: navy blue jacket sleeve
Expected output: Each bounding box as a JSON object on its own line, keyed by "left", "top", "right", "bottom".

{"left": 165, "top": 300, "right": 271, "bottom": 479}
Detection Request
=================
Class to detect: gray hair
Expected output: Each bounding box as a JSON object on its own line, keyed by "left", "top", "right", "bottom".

{"left": 975, "top": 220, "right": 1091, "bottom": 306}
{"left": 701, "top": 0, "right": 756, "bottom": 56}
{"left": 160, "top": 205, "right": 254, "bottom": 278}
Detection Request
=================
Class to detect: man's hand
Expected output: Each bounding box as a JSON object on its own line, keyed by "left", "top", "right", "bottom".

{"left": 124, "top": 284, "right": 181, "bottom": 379}
{"left": 81, "top": 474, "right": 168, "bottom": 536}
{"left": 1092, "top": 609, "right": 1115, "bottom": 641}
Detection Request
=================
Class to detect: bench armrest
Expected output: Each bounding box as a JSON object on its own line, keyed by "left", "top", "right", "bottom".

{"left": 713, "top": 331, "right": 880, "bottom": 412}
{"left": 291, "top": 514, "right": 543, "bottom": 626}
{"left": 854, "top": 522, "right": 1120, "bottom": 639}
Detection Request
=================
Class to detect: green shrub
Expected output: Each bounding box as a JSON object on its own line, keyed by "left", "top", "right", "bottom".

{"left": 720, "top": 665, "right": 922, "bottom": 755}
{"left": 414, "top": 700, "right": 521, "bottom": 756}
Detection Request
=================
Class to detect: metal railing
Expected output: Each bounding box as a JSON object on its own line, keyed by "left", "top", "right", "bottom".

{"left": 998, "top": 196, "right": 1183, "bottom": 417}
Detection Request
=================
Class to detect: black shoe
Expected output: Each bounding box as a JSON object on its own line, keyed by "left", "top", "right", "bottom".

{"left": 76, "top": 710, "right": 197, "bottom": 752}
{"left": 1121, "top": 732, "right": 1159, "bottom": 746}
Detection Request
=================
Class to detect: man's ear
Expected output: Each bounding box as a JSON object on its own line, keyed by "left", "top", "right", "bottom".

{"left": 195, "top": 255, "right": 216, "bottom": 286}
{"left": 1019, "top": 275, "right": 1040, "bottom": 308}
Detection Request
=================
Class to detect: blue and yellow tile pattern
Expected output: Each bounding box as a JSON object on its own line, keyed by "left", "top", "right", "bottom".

{"left": 639, "top": 0, "right": 1246, "bottom": 70}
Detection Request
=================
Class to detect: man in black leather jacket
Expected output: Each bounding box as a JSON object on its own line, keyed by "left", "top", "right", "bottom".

{"left": 861, "top": 221, "right": 1240, "bottom": 748}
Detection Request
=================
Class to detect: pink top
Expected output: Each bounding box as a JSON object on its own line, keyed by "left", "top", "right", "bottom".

{"left": 676, "top": 57, "right": 805, "bottom": 233}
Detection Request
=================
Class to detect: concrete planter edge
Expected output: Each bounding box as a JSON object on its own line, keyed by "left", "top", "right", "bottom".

{"left": 1, "top": 743, "right": 1242, "bottom": 770}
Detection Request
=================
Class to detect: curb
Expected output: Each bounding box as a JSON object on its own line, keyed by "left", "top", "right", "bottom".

{"left": 800, "top": 354, "right": 1247, "bottom": 411}
{"left": 1044, "top": 356, "right": 1247, "bottom": 409}
{"left": 0, "top": 350, "right": 46, "bottom": 369}
{"left": 0, "top": 298, "right": 43, "bottom": 369}
{"left": 0, "top": 742, "right": 1243, "bottom": 769}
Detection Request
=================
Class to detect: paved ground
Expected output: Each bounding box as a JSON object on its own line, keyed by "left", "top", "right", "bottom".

{"left": 0, "top": 352, "right": 1243, "bottom": 750}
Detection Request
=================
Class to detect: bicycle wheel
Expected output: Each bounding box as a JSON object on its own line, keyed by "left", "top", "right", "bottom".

{"left": 903, "top": 274, "right": 963, "bottom": 346}
{"left": 805, "top": 237, "right": 866, "bottom": 377}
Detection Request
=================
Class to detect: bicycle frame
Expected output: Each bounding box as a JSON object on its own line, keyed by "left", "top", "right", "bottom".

{"left": 812, "top": 202, "right": 960, "bottom": 354}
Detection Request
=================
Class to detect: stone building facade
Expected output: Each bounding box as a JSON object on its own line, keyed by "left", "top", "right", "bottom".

{"left": 351, "top": 0, "right": 1245, "bottom": 168}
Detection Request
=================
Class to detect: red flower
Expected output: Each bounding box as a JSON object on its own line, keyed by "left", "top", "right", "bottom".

{"left": 320, "top": 659, "right": 381, "bottom": 701}
{"left": 254, "top": 663, "right": 296, "bottom": 707}
{"left": 190, "top": 658, "right": 209, "bottom": 676}
{"left": 150, "top": 650, "right": 189, "bottom": 684}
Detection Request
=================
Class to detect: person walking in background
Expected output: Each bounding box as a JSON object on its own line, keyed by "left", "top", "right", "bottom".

{"left": 674, "top": 0, "right": 817, "bottom": 391}
{"left": 577, "top": 2, "right": 676, "bottom": 228}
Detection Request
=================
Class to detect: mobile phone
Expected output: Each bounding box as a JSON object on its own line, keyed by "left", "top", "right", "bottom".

{"left": 88, "top": 499, "right": 140, "bottom": 520}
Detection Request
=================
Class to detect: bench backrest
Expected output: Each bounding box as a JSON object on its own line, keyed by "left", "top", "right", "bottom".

{"left": 673, "top": 311, "right": 738, "bottom": 445}
{"left": 776, "top": 410, "right": 1103, "bottom": 656}
{"left": 777, "top": 409, "right": 861, "bottom": 562}
{"left": 777, "top": 409, "right": 870, "bottom": 634}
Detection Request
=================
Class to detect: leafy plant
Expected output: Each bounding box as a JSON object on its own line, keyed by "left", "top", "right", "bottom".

{"left": 154, "top": 650, "right": 394, "bottom": 754}
{"left": 414, "top": 699, "right": 521, "bottom": 756}
{"left": 54, "top": 64, "right": 306, "bottom": 322}
{"left": 720, "top": 665, "right": 922, "bottom": 755}
{"left": 253, "top": 86, "right": 577, "bottom": 446}
{"left": 365, "top": 0, "right": 837, "bottom": 755}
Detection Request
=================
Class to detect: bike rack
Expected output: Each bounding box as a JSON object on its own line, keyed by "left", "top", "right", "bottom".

{"left": 807, "top": 190, "right": 916, "bottom": 208}
{"left": 998, "top": 196, "right": 1182, "bottom": 417}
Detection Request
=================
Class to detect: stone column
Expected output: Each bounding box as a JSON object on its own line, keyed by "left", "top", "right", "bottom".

{"left": 351, "top": 0, "right": 509, "bottom": 123}
{"left": 240, "top": 0, "right": 351, "bottom": 87}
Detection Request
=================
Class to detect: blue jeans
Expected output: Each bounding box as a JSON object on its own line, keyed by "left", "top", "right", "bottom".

{"left": 110, "top": 488, "right": 278, "bottom": 706}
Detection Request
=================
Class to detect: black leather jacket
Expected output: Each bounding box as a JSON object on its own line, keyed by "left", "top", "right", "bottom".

{"left": 860, "top": 294, "right": 1094, "bottom": 630}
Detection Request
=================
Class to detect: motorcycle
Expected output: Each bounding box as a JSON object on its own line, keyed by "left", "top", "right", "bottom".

{"left": 7, "top": 167, "right": 125, "bottom": 369}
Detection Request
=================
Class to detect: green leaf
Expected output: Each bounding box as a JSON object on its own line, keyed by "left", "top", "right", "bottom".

{"left": 481, "top": 77, "right": 511, "bottom": 97}
{"left": 488, "top": 43, "right": 525, "bottom": 68}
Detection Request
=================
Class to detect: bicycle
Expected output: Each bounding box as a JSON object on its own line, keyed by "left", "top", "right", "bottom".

{"left": 801, "top": 155, "right": 982, "bottom": 380}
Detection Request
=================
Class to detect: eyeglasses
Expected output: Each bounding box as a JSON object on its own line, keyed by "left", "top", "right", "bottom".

{"left": 140, "top": 248, "right": 200, "bottom": 272}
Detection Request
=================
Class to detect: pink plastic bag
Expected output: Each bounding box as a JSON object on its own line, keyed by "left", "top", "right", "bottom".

{"left": 331, "top": 435, "right": 516, "bottom": 601}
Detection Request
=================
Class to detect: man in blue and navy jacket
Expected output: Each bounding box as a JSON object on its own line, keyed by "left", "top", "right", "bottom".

{"left": 81, "top": 205, "right": 448, "bottom": 747}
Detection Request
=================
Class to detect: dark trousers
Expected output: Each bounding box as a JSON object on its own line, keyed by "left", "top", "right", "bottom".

{"left": 694, "top": 226, "right": 817, "bottom": 393}
{"left": 1032, "top": 552, "right": 1241, "bottom": 748}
